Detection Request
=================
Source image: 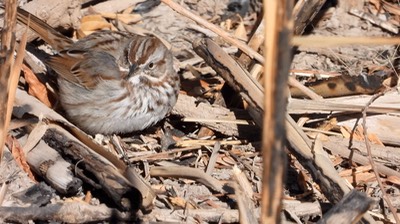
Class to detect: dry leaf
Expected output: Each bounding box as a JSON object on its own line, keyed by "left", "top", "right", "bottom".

{"left": 217, "top": 154, "right": 235, "bottom": 166}
{"left": 386, "top": 176, "right": 400, "bottom": 186}
{"left": 204, "top": 199, "right": 220, "bottom": 208}
{"left": 6, "top": 135, "right": 36, "bottom": 181}
{"left": 76, "top": 29, "right": 95, "bottom": 39}
{"left": 77, "top": 14, "right": 115, "bottom": 38}
{"left": 100, "top": 13, "right": 142, "bottom": 24}
{"left": 369, "top": 0, "right": 382, "bottom": 11}
{"left": 298, "top": 170, "right": 310, "bottom": 192}
{"left": 169, "top": 197, "right": 196, "bottom": 209}
{"left": 234, "top": 19, "right": 247, "bottom": 41}
{"left": 367, "top": 133, "right": 384, "bottom": 146}
{"left": 80, "top": 21, "right": 113, "bottom": 32}
{"left": 340, "top": 125, "right": 364, "bottom": 141}
{"left": 197, "top": 127, "right": 215, "bottom": 138}
{"left": 331, "top": 156, "right": 343, "bottom": 166}
{"left": 23, "top": 122, "right": 48, "bottom": 154}
{"left": 81, "top": 14, "right": 106, "bottom": 23}
{"left": 122, "top": 6, "right": 135, "bottom": 14}
{"left": 22, "top": 64, "right": 52, "bottom": 107}
{"left": 377, "top": 0, "right": 400, "bottom": 16}
{"left": 340, "top": 126, "right": 351, "bottom": 138}
{"left": 84, "top": 191, "right": 92, "bottom": 203}
{"left": 221, "top": 19, "right": 232, "bottom": 31}
{"left": 169, "top": 196, "right": 186, "bottom": 208}
{"left": 199, "top": 79, "right": 211, "bottom": 91}
{"left": 340, "top": 165, "right": 372, "bottom": 177}
{"left": 343, "top": 172, "right": 376, "bottom": 185}
{"left": 319, "top": 118, "right": 338, "bottom": 131}
{"left": 307, "top": 132, "right": 329, "bottom": 141}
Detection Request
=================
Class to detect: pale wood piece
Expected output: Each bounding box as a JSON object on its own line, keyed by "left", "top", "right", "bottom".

{"left": 26, "top": 139, "right": 82, "bottom": 194}
{"left": 282, "top": 200, "right": 321, "bottom": 218}
{"left": 288, "top": 93, "right": 400, "bottom": 115}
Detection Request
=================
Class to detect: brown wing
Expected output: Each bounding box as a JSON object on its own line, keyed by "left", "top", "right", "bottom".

{"left": 46, "top": 50, "right": 122, "bottom": 89}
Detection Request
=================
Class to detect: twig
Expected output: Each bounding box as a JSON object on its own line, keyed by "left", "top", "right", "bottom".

{"left": 205, "top": 141, "right": 220, "bottom": 175}
{"left": 0, "top": 0, "right": 18, "bottom": 164}
{"left": 0, "top": 182, "right": 8, "bottom": 205}
{"left": 232, "top": 169, "right": 258, "bottom": 224}
{"left": 160, "top": 0, "right": 264, "bottom": 64}
{"left": 261, "top": 0, "right": 292, "bottom": 223}
{"left": 361, "top": 91, "right": 400, "bottom": 224}
{"left": 183, "top": 117, "right": 254, "bottom": 125}
{"left": 129, "top": 146, "right": 200, "bottom": 162}
{"left": 150, "top": 166, "right": 225, "bottom": 193}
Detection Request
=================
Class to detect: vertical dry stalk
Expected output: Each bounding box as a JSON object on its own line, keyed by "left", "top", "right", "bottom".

{"left": 261, "top": 0, "right": 293, "bottom": 223}
{"left": 0, "top": 0, "right": 26, "bottom": 163}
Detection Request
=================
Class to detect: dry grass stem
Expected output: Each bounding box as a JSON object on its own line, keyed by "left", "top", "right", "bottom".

{"left": 361, "top": 92, "right": 400, "bottom": 223}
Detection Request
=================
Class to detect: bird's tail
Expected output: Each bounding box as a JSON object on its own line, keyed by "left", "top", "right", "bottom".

{"left": 16, "top": 7, "right": 74, "bottom": 51}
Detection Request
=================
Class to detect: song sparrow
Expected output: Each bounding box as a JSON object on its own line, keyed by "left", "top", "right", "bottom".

{"left": 16, "top": 8, "right": 180, "bottom": 134}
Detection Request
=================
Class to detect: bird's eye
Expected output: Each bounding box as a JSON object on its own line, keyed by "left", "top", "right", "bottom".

{"left": 147, "top": 62, "right": 155, "bottom": 70}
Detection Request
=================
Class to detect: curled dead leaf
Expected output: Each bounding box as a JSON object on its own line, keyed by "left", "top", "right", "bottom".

{"left": 6, "top": 135, "right": 36, "bottom": 181}
{"left": 22, "top": 64, "right": 53, "bottom": 107}
{"left": 387, "top": 176, "right": 400, "bottom": 186}
{"left": 100, "top": 13, "right": 142, "bottom": 24}
{"left": 234, "top": 18, "right": 247, "bottom": 41}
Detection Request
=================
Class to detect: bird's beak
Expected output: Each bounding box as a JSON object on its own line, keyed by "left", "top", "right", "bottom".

{"left": 128, "top": 63, "right": 138, "bottom": 77}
